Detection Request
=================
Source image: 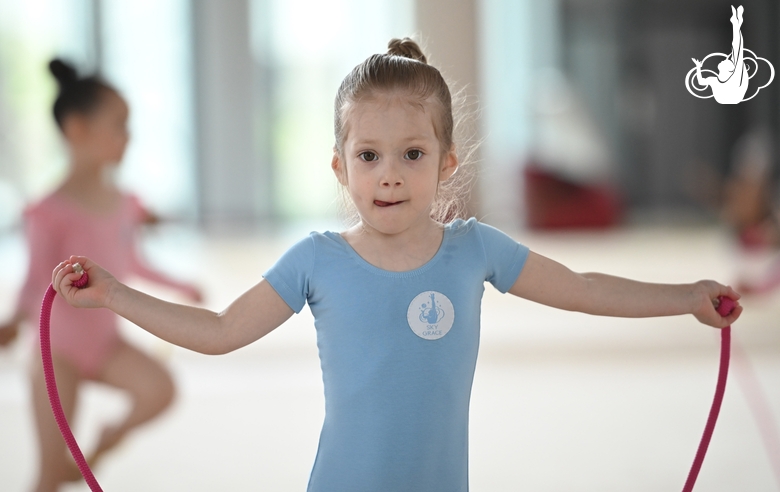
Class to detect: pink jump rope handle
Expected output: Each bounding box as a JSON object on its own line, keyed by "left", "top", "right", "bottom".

{"left": 682, "top": 295, "right": 735, "bottom": 492}
{"left": 40, "top": 263, "right": 103, "bottom": 492}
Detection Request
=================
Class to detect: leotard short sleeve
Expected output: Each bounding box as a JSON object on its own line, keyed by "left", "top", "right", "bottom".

{"left": 475, "top": 221, "right": 530, "bottom": 292}
{"left": 262, "top": 234, "right": 315, "bottom": 313}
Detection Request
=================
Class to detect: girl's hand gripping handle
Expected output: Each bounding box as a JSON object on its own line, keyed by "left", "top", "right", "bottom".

{"left": 715, "top": 295, "right": 736, "bottom": 318}
{"left": 692, "top": 281, "right": 742, "bottom": 328}
{"left": 52, "top": 256, "right": 116, "bottom": 309}
{"left": 70, "top": 262, "right": 89, "bottom": 289}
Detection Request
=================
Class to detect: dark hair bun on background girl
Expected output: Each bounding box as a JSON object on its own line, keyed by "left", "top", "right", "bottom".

{"left": 387, "top": 38, "right": 427, "bottom": 64}
{"left": 48, "top": 58, "right": 116, "bottom": 130}
{"left": 49, "top": 59, "right": 78, "bottom": 88}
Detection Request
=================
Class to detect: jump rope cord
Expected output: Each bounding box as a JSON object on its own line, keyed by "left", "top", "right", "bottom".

{"left": 681, "top": 295, "right": 734, "bottom": 492}
{"left": 40, "top": 265, "right": 735, "bottom": 492}
{"left": 40, "top": 264, "right": 102, "bottom": 492}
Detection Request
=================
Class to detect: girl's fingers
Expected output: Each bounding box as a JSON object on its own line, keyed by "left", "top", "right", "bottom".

{"left": 55, "top": 268, "right": 72, "bottom": 293}
{"left": 727, "top": 305, "right": 743, "bottom": 324}
{"left": 52, "top": 262, "right": 70, "bottom": 293}
{"left": 696, "top": 281, "right": 743, "bottom": 328}
{"left": 52, "top": 259, "right": 88, "bottom": 295}
{"left": 717, "top": 305, "right": 742, "bottom": 328}
{"left": 710, "top": 284, "right": 740, "bottom": 310}
{"left": 52, "top": 261, "right": 68, "bottom": 285}
{"left": 716, "top": 301, "right": 742, "bottom": 327}
{"left": 722, "top": 284, "right": 741, "bottom": 300}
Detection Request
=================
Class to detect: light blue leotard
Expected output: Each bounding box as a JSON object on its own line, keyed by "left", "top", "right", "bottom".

{"left": 263, "top": 218, "right": 529, "bottom": 491}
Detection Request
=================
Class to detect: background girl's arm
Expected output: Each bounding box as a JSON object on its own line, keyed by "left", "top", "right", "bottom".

{"left": 54, "top": 256, "right": 293, "bottom": 355}
{"left": 508, "top": 251, "right": 742, "bottom": 328}
{"left": 128, "top": 250, "right": 203, "bottom": 302}
{"left": 127, "top": 195, "right": 202, "bottom": 301}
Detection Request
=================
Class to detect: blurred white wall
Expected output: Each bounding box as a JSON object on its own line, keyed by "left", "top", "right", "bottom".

{"left": 3, "top": 0, "right": 780, "bottom": 231}
{"left": 478, "top": 0, "right": 562, "bottom": 228}
{"left": 192, "top": 0, "right": 257, "bottom": 225}
{"left": 0, "top": 0, "right": 568, "bottom": 230}
{"left": 102, "top": 0, "right": 197, "bottom": 219}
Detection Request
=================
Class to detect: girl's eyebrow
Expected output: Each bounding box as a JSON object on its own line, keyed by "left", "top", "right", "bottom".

{"left": 353, "top": 135, "right": 432, "bottom": 146}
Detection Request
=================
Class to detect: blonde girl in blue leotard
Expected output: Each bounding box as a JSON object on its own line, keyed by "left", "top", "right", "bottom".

{"left": 51, "top": 38, "right": 742, "bottom": 491}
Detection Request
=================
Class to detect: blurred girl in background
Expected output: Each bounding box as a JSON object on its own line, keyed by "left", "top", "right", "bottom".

{"left": 0, "top": 59, "right": 200, "bottom": 492}
{"left": 722, "top": 126, "right": 780, "bottom": 295}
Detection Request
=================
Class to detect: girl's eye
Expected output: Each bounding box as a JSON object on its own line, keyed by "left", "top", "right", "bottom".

{"left": 405, "top": 149, "right": 423, "bottom": 160}
{"left": 359, "top": 151, "right": 378, "bottom": 162}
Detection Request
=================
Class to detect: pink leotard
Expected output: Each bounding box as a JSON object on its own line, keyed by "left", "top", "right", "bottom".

{"left": 17, "top": 192, "right": 147, "bottom": 379}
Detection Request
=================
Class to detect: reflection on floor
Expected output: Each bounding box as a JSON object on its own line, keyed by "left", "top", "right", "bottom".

{"left": 0, "top": 224, "right": 778, "bottom": 491}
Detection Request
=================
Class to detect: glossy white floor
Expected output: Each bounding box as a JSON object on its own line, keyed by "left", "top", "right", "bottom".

{"left": 1, "top": 223, "right": 778, "bottom": 491}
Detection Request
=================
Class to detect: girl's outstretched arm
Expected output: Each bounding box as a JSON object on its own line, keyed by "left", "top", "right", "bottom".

{"left": 53, "top": 256, "right": 294, "bottom": 355}
{"left": 508, "top": 252, "right": 742, "bottom": 328}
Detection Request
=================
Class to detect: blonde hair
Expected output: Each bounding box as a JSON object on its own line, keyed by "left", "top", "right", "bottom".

{"left": 334, "top": 37, "right": 475, "bottom": 224}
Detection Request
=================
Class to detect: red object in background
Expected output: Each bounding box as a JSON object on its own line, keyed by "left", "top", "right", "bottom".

{"left": 523, "top": 164, "right": 622, "bottom": 229}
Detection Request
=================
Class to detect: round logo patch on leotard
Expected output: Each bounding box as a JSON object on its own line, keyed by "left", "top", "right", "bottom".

{"left": 407, "top": 291, "right": 454, "bottom": 340}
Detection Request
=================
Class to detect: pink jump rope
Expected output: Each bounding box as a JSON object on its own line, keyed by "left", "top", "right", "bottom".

{"left": 41, "top": 263, "right": 736, "bottom": 492}
{"left": 40, "top": 263, "right": 101, "bottom": 492}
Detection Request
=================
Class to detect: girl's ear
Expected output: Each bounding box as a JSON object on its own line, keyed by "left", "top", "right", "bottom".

{"left": 439, "top": 147, "right": 458, "bottom": 182}
{"left": 332, "top": 150, "right": 348, "bottom": 185}
{"left": 61, "top": 114, "right": 90, "bottom": 144}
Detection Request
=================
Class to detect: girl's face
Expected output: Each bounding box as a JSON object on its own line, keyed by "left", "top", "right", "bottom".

{"left": 66, "top": 90, "right": 130, "bottom": 166}
{"left": 332, "top": 94, "right": 457, "bottom": 236}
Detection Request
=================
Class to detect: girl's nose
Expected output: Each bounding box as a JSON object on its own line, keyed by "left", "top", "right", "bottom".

{"left": 381, "top": 177, "right": 403, "bottom": 187}
{"left": 380, "top": 162, "right": 404, "bottom": 187}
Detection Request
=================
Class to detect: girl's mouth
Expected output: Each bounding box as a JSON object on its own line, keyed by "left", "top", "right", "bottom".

{"left": 374, "top": 200, "right": 402, "bottom": 207}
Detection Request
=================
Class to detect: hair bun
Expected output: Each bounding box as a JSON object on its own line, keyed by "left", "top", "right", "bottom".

{"left": 49, "top": 59, "right": 78, "bottom": 87}
{"left": 387, "top": 38, "right": 427, "bottom": 64}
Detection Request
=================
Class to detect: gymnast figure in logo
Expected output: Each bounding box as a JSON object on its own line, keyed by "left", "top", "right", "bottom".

{"left": 420, "top": 292, "right": 444, "bottom": 325}
{"left": 692, "top": 6, "right": 747, "bottom": 104}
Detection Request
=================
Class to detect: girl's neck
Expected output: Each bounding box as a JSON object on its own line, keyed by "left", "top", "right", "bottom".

{"left": 342, "top": 217, "right": 444, "bottom": 272}
{"left": 65, "top": 161, "right": 113, "bottom": 188}
{"left": 58, "top": 159, "right": 121, "bottom": 213}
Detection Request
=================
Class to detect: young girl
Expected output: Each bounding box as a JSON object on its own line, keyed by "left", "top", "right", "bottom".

{"left": 52, "top": 39, "right": 741, "bottom": 491}
{"left": 0, "top": 59, "right": 200, "bottom": 492}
